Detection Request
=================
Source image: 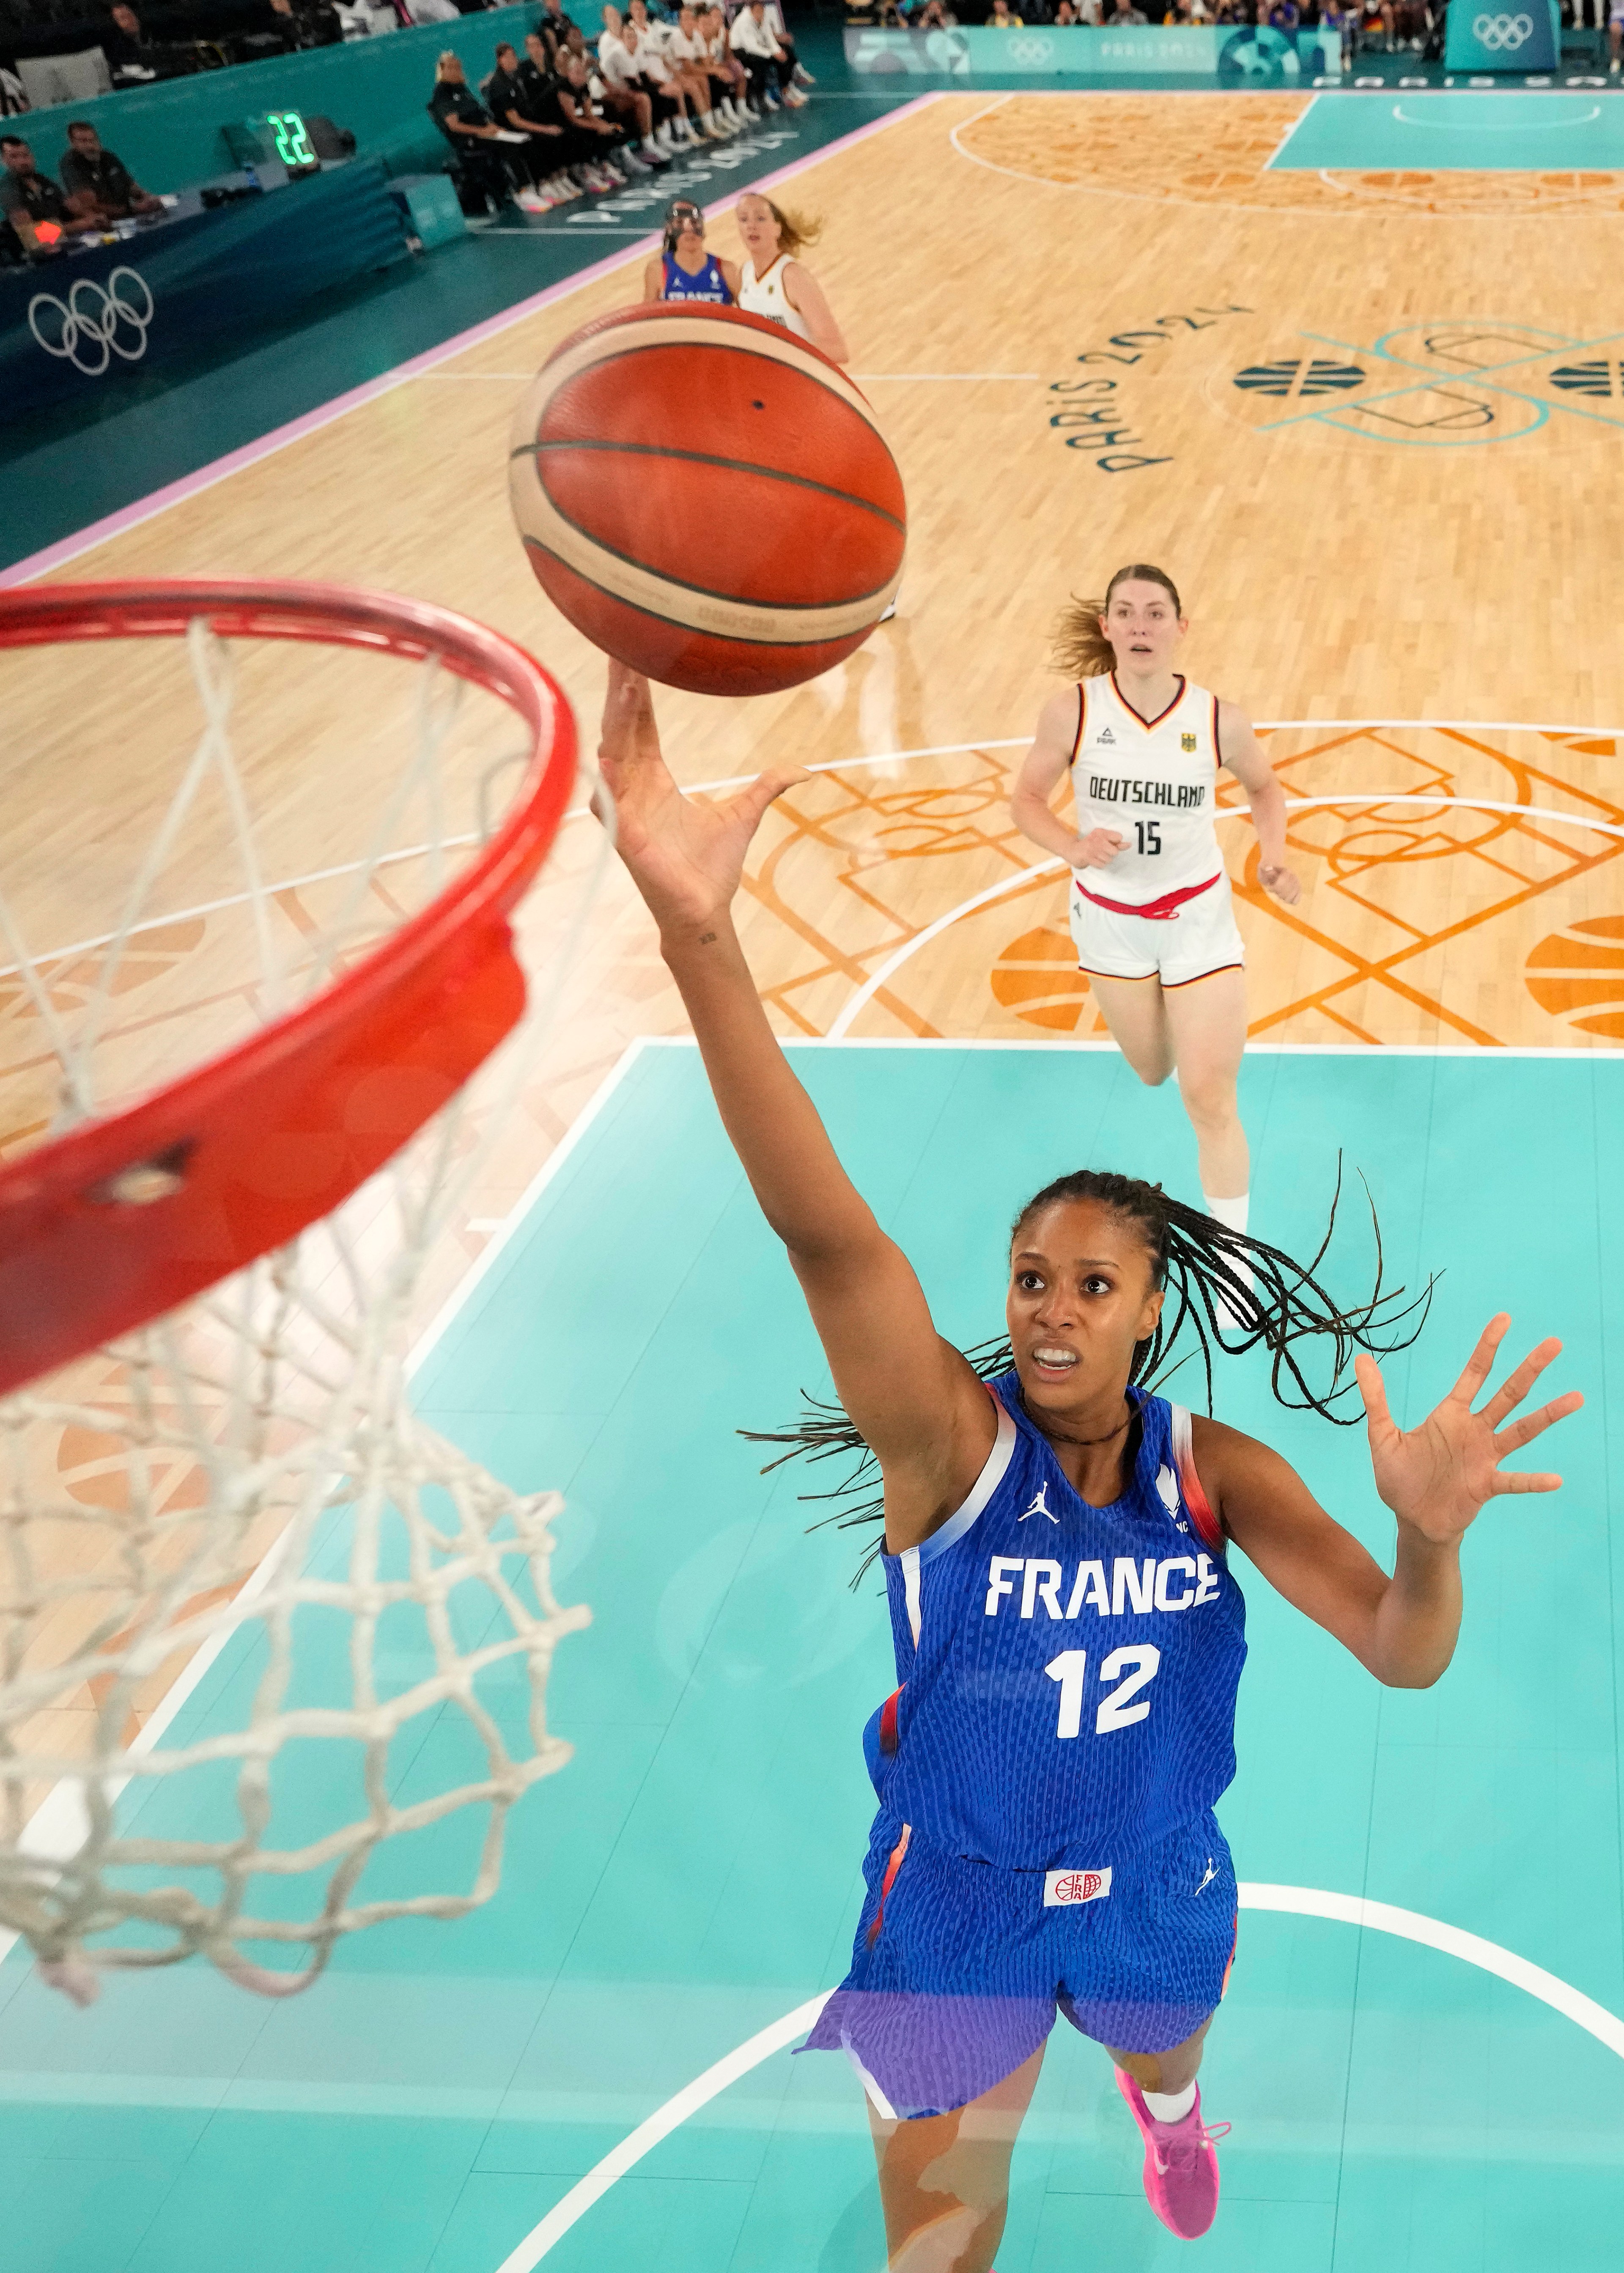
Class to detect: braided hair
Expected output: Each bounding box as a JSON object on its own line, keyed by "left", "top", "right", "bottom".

{"left": 742, "top": 1163, "right": 1432, "bottom": 1583}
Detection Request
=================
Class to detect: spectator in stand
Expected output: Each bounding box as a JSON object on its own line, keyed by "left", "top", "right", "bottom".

{"left": 698, "top": 5, "right": 754, "bottom": 112}
{"left": 622, "top": 22, "right": 705, "bottom": 146}
{"left": 1, "top": 134, "right": 102, "bottom": 249}
{"left": 1389, "top": 0, "right": 1428, "bottom": 44}
{"left": 488, "top": 40, "right": 593, "bottom": 203}
{"left": 59, "top": 121, "right": 162, "bottom": 217}
{"left": 536, "top": 0, "right": 578, "bottom": 46}
{"left": 1109, "top": 0, "right": 1147, "bottom": 17}
{"left": 558, "top": 52, "right": 642, "bottom": 173}
{"left": 757, "top": 0, "right": 815, "bottom": 87}
{"left": 989, "top": 0, "right": 1025, "bottom": 21}
{"left": 516, "top": 26, "right": 561, "bottom": 107}
{"left": 1053, "top": 2, "right": 1080, "bottom": 20}
{"left": 598, "top": 10, "right": 681, "bottom": 159}
{"left": 730, "top": 0, "right": 803, "bottom": 109}
{"left": 1356, "top": 0, "right": 1391, "bottom": 41}
{"left": 428, "top": 52, "right": 534, "bottom": 214}
{"left": 1267, "top": 0, "right": 1298, "bottom": 24}
{"left": 266, "top": 0, "right": 343, "bottom": 46}
{"left": 656, "top": 3, "right": 736, "bottom": 134}
{"left": 1319, "top": 0, "right": 1355, "bottom": 54}
{"left": 103, "top": 4, "right": 158, "bottom": 78}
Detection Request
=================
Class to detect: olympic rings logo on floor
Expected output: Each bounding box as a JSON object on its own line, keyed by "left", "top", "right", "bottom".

{"left": 27, "top": 266, "right": 154, "bottom": 378}
{"left": 1471, "top": 11, "right": 1533, "bottom": 44}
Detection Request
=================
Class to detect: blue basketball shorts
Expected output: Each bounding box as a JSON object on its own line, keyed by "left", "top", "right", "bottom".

{"left": 800, "top": 1808, "right": 1238, "bottom": 2120}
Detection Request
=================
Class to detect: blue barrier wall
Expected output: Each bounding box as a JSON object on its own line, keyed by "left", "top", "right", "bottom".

{"left": 9, "top": 3, "right": 541, "bottom": 191}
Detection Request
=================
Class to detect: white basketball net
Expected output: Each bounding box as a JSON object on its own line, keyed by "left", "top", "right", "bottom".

{"left": 0, "top": 611, "right": 604, "bottom": 1998}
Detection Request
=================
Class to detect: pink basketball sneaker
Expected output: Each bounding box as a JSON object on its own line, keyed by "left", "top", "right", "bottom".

{"left": 1114, "top": 2068, "right": 1230, "bottom": 2240}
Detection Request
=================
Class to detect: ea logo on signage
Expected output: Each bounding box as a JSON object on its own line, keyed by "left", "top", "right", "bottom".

{"left": 1007, "top": 33, "right": 1053, "bottom": 61}
{"left": 1472, "top": 10, "right": 1532, "bottom": 44}
{"left": 27, "top": 265, "right": 154, "bottom": 378}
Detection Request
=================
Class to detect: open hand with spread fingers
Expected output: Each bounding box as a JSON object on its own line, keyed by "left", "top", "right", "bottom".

{"left": 595, "top": 660, "right": 807, "bottom": 940}
{"left": 1354, "top": 1316, "right": 1583, "bottom": 1548}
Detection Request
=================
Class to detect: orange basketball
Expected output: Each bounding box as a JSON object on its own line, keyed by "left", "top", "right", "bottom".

{"left": 508, "top": 303, "right": 905, "bottom": 698}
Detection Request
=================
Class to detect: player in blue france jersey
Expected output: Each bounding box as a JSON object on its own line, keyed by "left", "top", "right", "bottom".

{"left": 597, "top": 663, "right": 1582, "bottom": 2265}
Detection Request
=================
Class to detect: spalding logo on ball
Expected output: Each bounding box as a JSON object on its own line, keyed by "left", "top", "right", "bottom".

{"left": 508, "top": 303, "right": 906, "bottom": 698}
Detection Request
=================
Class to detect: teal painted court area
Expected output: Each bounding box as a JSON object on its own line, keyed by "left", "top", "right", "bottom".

{"left": 1273, "top": 90, "right": 1624, "bottom": 171}
{"left": 0, "top": 1038, "right": 1620, "bottom": 2273}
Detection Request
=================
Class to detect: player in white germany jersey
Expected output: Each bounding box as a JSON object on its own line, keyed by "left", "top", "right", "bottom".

{"left": 735, "top": 191, "right": 849, "bottom": 364}
{"left": 1010, "top": 565, "right": 1300, "bottom": 1254}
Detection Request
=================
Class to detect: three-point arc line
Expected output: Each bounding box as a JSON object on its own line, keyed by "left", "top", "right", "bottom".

{"left": 825, "top": 789, "right": 1624, "bottom": 1039}
{"left": 492, "top": 1881, "right": 1624, "bottom": 2271}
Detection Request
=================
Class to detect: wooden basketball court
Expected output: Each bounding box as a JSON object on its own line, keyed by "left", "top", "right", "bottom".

{"left": 3, "top": 84, "right": 1623, "bottom": 2273}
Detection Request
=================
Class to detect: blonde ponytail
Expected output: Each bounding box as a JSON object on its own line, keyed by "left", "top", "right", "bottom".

{"left": 1050, "top": 563, "right": 1183, "bottom": 679}
{"left": 766, "top": 200, "right": 819, "bottom": 258}
{"left": 1051, "top": 596, "right": 1116, "bottom": 679}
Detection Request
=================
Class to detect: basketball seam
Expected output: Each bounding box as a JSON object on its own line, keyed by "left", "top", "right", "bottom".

{"left": 536, "top": 328, "right": 883, "bottom": 433}
{"left": 513, "top": 439, "right": 906, "bottom": 535}
{"left": 517, "top": 536, "right": 891, "bottom": 648}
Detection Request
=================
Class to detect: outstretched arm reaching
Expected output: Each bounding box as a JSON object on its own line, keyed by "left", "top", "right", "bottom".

{"left": 597, "top": 664, "right": 996, "bottom": 1546}
{"left": 1194, "top": 1316, "right": 1582, "bottom": 1686}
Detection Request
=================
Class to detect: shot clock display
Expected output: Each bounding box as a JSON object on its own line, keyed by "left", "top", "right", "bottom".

{"left": 223, "top": 110, "right": 321, "bottom": 177}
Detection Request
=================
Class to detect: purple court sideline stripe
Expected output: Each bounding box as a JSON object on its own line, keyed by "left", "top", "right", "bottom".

{"left": 0, "top": 95, "right": 940, "bottom": 591}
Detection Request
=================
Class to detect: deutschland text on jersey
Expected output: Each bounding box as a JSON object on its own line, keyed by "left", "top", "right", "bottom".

{"left": 1069, "top": 673, "right": 1226, "bottom": 908}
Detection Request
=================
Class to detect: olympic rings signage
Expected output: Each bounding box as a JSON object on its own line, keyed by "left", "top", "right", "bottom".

{"left": 1472, "top": 11, "right": 1533, "bottom": 43}
{"left": 27, "top": 266, "right": 154, "bottom": 378}
{"left": 1006, "top": 34, "right": 1054, "bottom": 63}
{"left": 1445, "top": 0, "right": 1554, "bottom": 66}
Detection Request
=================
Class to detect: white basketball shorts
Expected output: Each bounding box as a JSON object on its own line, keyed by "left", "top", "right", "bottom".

{"left": 1068, "top": 869, "right": 1245, "bottom": 989}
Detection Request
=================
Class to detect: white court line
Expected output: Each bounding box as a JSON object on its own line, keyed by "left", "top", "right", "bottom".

{"left": 643, "top": 1034, "right": 1624, "bottom": 1061}
{"left": 848, "top": 372, "right": 1041, "bottom": 381}
{"left": 1391, "top": 101, "right": 1601, "bottom": 127}
{"left": 0, "top": 99, "right": 943, "bottom": 590}
{"left": 1267, "top": 93, "right": 1319, "bottom": 162}
{"left": 492, "top": 1991, "right": 834, "bottom": 2273}
{"left": 492, "top": 1882, "right": 1624, "bottom": 2270}
{"left": 829, "top": 855, "right": 1060, "bottom": 1039}
{"left": 12, "top": 721, "right": 1617, "bottom": 979}
{"left": 826, "top": 790, "right": 1624, "bottom": 1040}
{"left": 0, "top": 1036, "right": 658, "bottom": 1964}
{"left": 0, "top": 740, "right": 1028, "bottom": 981}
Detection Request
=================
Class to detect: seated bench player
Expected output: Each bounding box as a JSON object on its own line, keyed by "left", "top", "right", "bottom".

{"left": 60, "top": 122, "right": 163, "bottom": 221}
{"left": 1, "top": 134, "right": 102, "bottom": 251}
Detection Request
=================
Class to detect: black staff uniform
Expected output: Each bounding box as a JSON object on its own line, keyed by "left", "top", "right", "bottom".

{"left": 428, "top": 79, "right": 519, "bottom": 206}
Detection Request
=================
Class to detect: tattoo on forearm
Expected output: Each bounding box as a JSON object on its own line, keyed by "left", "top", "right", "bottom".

{"left": 698, "top": 930, "right": 718, "bottom": 945}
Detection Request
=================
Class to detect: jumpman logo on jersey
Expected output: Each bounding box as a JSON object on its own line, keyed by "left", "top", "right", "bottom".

{"left": 1019, "top": 1483, "right": 1059, "bottom": 1524}
{"left": 1196, "top": 1856, "right": 1218, "bottom": 1894}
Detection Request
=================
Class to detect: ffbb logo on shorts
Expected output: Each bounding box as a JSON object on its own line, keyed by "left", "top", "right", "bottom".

{"left": 1043, "top": 1866, "right": 1113, "bottom": 1907}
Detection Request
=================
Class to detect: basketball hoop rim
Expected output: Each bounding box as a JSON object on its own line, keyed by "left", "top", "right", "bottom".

{"left": 0, "top": 578, "right": 580, "bottom": 1398}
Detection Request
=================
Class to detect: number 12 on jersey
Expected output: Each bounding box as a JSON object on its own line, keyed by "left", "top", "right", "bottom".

{"left": 1046, "top": 1646, "right": 1160, "bottom": 1738}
